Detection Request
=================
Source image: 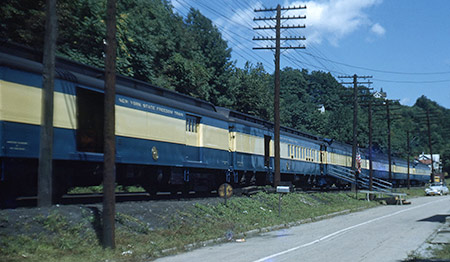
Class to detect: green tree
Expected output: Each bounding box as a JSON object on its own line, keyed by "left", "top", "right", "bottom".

{"left": 1, "top": 0, "right": 46, "bottom": 47}
{"left": 229, "top": 62, "right": 271, "bottom": 119}
{"left": 185, "top": 8, "right": 233, "bottom": 106}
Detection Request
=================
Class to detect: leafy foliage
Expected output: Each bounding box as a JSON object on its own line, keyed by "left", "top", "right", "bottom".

{"left": 229, "top": 62, "right": 271, "bottom": 119}
{"left": 1, "top": 0, "right": 449, "bottom": 173}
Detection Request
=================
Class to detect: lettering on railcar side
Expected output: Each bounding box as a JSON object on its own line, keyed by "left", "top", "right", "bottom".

{"left": 6, "top": 140, "right": 28, "bottom": 151}
{"left": 130, "top": 100, "right": 142, "bottom": 107}
{"left": 142, "top": 103, "right": 156, "bottom": 110}
{"left": 118, "top": 97, "right": 129, "bottom": 104}
{"left": 117, "top": 96, "right": 184, "bottom": 118}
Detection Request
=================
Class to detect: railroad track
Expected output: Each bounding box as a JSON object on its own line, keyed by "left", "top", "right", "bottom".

{"left": 14, "top": 191, "right": 212, "bottom": 207}
{"left": 12, "top": 185, "right": 422, "bottom": 208}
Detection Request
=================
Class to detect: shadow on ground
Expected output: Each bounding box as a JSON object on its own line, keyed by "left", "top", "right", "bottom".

{"left": 417, "top": 214, "right": 450, "bottom": 223}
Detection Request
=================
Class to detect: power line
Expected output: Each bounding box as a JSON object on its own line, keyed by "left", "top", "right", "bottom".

{"left": 373, "top": 78, "right": 450, "bottom": 84}
{"left": 176, "top": 0, "right": 277, "bottom": 71}
{"left": 302, "top": 51, "right": 450, "bottom": 75}
{"left": 174, "top": 0, "right": 275, "bottom": 71}
{"left": 253, "top": 4, "right": 306, "bottom": 188}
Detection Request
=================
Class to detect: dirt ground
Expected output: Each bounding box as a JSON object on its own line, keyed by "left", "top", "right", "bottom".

{"left": 0, "top": 197, "right": 222, "bottom": 237}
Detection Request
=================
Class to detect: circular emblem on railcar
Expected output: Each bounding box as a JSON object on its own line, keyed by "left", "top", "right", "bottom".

{"left": 151, "top": 146, "right": 159, "bottom": 160}
{"left": 218, "top": 183, "right": 233, "bottom": 198}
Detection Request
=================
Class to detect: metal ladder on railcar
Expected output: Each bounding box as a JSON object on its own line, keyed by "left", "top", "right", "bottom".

{"left": 327, "top": 165, "right": 392, "bottom": 192}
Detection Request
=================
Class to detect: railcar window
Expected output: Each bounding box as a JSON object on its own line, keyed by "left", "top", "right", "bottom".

{"left": 76, "top": 87, "right": 104, "bottom": 153}
{"left": 186, "top": 115, "right": 199, "bottom": 133}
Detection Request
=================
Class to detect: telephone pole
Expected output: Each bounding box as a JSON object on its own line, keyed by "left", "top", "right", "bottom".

{"left": 103, "top": 0, "right": 117, "bottom": 249}
{"left": 407, "top": 130, "right": 411, "bottom": 189}
{"left": 338, "top": 74, "right": 372, "bottom": 192}
{"left": 38, "top": 0, "right": 58, "bottom": 207}
{"left": 426, "top": 109, "right": 434, "bottom": 181}
{"left": 415, "top": 110, "right": 441, "bottom": 183}
{"left": 386, "top": 100, "right": 392, "bottom": 181}
{"left": 368, "top": 99, "right": 373, "bottom": 191}
{"left": 253, "top": 5, "right": 306, "bottom": 188}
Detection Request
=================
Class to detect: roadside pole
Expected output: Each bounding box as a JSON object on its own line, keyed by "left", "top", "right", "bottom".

{"left": 38, "top": 0, "right": 57, "bottom": 207}
{"left": 103, "top": 0, "right": 117, "bottom": 249}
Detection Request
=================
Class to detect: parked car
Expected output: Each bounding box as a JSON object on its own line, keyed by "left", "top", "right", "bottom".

{"left": 425, "top": 182, "right": 449, "bottom": 196}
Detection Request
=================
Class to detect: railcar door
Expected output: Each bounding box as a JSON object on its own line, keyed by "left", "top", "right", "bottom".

{"left": 185, "top": 115, "right": 201, "bottom": 162}
{"left": 320, "top": 144, "right": 327, "bottom": 175}
{"left": 228, "top": 125, "right": 236, "bottom": 168}
{"left": 76, "top": 87, "right": 104, "bottom": 153}
{"left": 264, "top": 135, "right": 271, "bottom": 168}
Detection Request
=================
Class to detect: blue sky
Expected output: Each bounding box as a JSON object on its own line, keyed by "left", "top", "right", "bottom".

{"left": 172, "top": 0, "right": 450, "bottom": 109}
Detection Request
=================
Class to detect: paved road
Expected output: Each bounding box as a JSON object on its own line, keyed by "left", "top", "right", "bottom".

{"left": 156, "top": 195, "right": 450, "bottom": 262}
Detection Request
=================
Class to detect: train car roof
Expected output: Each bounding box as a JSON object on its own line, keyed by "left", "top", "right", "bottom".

{"left": 0, "top": 40, "right": 218, "bottom": 114}
{"left": 217, "top": 107, "right": 323, "bottom": 142}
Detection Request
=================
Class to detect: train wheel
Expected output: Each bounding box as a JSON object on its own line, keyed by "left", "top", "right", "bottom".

{"left": 141, "top": 184, "right": 157, "bottom": 196}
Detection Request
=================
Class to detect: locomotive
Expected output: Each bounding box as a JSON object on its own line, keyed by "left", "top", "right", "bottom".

{"left": 0, "top": 42, "right": 430, "bottom": 203}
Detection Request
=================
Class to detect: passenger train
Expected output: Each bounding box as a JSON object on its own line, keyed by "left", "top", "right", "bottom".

{"left": 0, "top": 42, "right": 430, "bottom": 203}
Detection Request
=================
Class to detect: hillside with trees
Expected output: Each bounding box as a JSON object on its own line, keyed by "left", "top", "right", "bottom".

{"left": 1, "top": 0, "right": 449, "bottom": 173}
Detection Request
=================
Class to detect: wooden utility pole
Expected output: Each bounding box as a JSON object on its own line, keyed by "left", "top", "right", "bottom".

{"left": 386, "top": 100, "right": 392, "bottom": 181}
{"left": 253, "top": 5, "right": 306, "bottom": 187}
{"left": 338, "top": 75, "right": 372, "bottom": 192}
{"left": 426, "top": 109, "right": 434, "bottom": 182}
{"left": 407, "top": 131, "right": 411, "bottom": 189}
{"left": 368, "top": 100, "right": 373, "bottom": 191}
{"left": 38, "top": 0, "right": 58, "bottom": 207}
{"left": 352, "top": 75, "right": 358, "bottom": 191}
{"left": 415, "top": 111, "right": 440, "bottom": 183}
{"left": 103, "top": 0, "right": 117, "bottom": 249}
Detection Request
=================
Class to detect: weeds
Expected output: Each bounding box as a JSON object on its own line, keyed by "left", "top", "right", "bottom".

{"left": 67, "top": 185, "right": 145, "bottom": 194}
{"left": 0, "top": 190, "right": 417, "bottom": 262}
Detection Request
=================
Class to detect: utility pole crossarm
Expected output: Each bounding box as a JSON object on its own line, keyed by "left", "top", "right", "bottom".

{"left": 255, "top": 5, "right": 306, "bottom": 12}
{"left": 338, "top": 75, "right": 373, "bottom": 79}
{"left": 254, "top": 15, "right": 306, "bottom": 21}
{"left": 340, "top": 81, "right": 373, "bottom": 85}
{"left": 338, "top": 74, "right": 373, "bottom": 192}
{"left": 253, "top": 36, "right": 306, "bottom": 41}
{"left": 253, "top": 4, "right": 306, "bottom": 188}
{"left": 253, "top": 46, "right": 306, "bottom": 50}
{"left": 253, "top": 25, "right": 306, "bottom": 30}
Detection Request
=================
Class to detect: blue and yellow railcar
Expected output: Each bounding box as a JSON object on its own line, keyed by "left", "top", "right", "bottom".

{"left": 218, "top": 108, "right": 323, "bottom": 187}
{"left": 0, "top": 43, "right": 235, "bottom": 199}
{"left": 0, "top": 42, "right": 431, "bottom": 204}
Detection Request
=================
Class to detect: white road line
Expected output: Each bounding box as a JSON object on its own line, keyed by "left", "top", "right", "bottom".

{"left": 251, "top": 197, "right": 448, "bottom": 262}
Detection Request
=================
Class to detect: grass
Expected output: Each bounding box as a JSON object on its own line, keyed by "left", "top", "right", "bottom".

{"left": 0, "top": 191, "right": 379, "bottom": 262}
{"left": 396, "top": 177, "right": 450, "bottom": 198}
{"left": 67, "top": 185, "right": 146, "bottom": 194}
{"left": 406, "top": 244, "right": 450, "bottom": 261}
{"left": 431, "top": 243, "right": 450, "bottom": 259}
{"left": 395, "top": 186, "right": 428, "bottom": 198}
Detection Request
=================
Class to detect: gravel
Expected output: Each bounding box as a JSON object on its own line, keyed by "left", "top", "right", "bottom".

{"left": 0, "top": 197, "right": 223, "bottom": 237}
